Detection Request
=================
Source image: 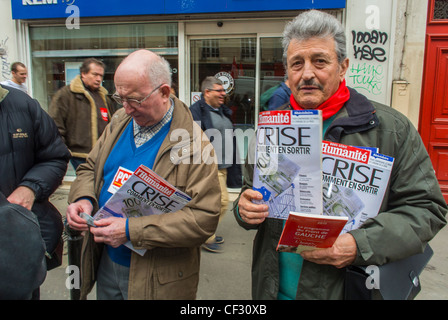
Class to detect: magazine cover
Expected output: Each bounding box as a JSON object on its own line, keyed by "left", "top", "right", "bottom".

{"left": 93, "top": 164, "right": 191, "bottom": 255}
{"left": 252, "top": 109, "right": 323, "bottom": 219}
{"left": 322, "top": 141, "right": 394, "bottom": 233}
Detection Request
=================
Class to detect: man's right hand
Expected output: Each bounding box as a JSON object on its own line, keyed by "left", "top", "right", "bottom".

{"left": 66, "top": 198, "right": 94, "bottom": 231}
{"left": 238, "top": 189, "right": 269, "bottom": 225}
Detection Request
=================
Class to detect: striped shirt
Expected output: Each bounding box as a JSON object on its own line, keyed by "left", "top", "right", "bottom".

{"left": 133, "top": 99, "right": 174, "bottom": 147}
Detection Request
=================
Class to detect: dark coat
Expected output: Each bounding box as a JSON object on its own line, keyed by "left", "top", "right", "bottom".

{"left": 0, "top": 85, "right": 71, "bottom": 255}
{"left": 48, "top": 75, "right": 118, "bottom": 159}
{"left": 190, "top": 96, "right": 242, "bottom": 187}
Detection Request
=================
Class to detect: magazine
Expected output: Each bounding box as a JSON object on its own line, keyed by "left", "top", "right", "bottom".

{"left": 277, "top": 212, "right": 348, "bottom": 253}
{"left": 252, "top": 109, "right": 323, "bottom": 219}
{"left": 322, "top": 141, "right": 394, "bottom": 233}
{"left": 93, "top": 164, "right": 191, "bottom": 255}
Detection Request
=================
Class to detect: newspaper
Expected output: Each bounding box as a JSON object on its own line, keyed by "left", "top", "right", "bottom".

{"left": 252, "top": 109, "right": 323, "bottom": 219}
{"left": 322, "top": 141, "right": 394, "bottom": 233}
{"left": 93, "top": 164, "right": 191, "bottom": 255}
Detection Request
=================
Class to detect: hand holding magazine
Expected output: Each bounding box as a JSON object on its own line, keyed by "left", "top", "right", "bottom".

{"left": 93, "top": 164, "right": 191, "bottom": 255}
{"left": 277, "top": 141, "right": 394, "bottom": 253}
{"left": 252, "top": 110, "right": 323, "bottom": 219}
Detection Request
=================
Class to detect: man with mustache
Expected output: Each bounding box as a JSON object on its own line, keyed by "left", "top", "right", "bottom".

{"left": 234, "top": 10, "right": 447, "bottom": 300}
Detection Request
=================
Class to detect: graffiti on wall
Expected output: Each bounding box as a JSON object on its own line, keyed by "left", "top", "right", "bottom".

{"left": 351, "top": 30, "right": 388, "bottom": 62}
{"left": 347, "top": 4, "right": 390, "bottom": 98}
{"left": 348, "top": 30, "right": 389, "bottom": 96}
{"left": 0, "top": 37, "right": 11, "bottom": 81}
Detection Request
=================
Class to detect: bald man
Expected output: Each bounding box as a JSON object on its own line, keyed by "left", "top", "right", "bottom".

{"left": 66, "top": 50, "right": 220, "bottom": 300}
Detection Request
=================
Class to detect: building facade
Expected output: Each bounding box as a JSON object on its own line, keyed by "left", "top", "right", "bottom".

{"left": 1, "top": 0, "right": 446, "bottom": 200}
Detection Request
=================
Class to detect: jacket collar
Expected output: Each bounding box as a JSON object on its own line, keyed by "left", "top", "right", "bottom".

{"left": 324, "top": 87, "right": 379, "bottom": 142}
{"left": 70, "top": 74, "right": 108, "bottom": 96}
{"left": 198, "top": 95, "right": 232, "bottom": 119}
{"left": 0, "top": 85, "right": 8, "bottom": 103}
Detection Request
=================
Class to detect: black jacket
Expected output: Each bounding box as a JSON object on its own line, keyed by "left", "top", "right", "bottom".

{"left": 189, "top": 95, "right": 233, "bottom": 132}
{"left": 0, "top": 85, "right": 71, "bottom": 254}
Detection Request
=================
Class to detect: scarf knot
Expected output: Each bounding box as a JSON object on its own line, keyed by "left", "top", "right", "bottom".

{"left": 289, "top": 80, "right": 350, "bottom": 121}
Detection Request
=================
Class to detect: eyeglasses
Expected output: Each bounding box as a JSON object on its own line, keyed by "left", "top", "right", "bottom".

{"left": 207, "top": 88, "right": 226, "bottom": 93}
{"left": 112, "top": 84, "right": 163, "bottom": 108}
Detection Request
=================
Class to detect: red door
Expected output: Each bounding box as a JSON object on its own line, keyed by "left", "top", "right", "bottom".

{"left": 419, "top": 0, "right": 448, "bottom": 203}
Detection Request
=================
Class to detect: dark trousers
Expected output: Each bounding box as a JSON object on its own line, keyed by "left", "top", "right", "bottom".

{"left": 70, "top": 157, "right": 86, "bottom": 171}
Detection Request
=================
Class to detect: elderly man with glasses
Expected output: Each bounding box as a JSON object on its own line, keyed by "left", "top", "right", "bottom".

{"left": 65, "top": 49, "right": 221, "bottom": 300}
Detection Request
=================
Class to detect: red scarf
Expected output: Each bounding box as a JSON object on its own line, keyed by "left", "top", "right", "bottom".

{"left": 289, "top": 80, "right": 350, "bottom": 120}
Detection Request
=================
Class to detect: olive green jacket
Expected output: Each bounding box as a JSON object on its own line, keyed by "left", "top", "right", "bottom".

{"left": 234, "top": 88, "right": 447, "bottom": 299}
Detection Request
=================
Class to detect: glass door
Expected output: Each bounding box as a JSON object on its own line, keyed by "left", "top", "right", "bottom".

{"left": 190, "top": 37, "right": 257, "bottom": 127}
{"left": 259, "top": 36, "right": 287, "bottom": 111}
{"left": 188, "top": 35, "right": 286, "bottom": 163}
{"left": 189, "top": 36, "right": 257, "bottom": 162}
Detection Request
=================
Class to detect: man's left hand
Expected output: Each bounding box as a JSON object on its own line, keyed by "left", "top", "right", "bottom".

{"left": 300, "top": 233, "right": 357, "bottom": 268}
{"left": 90, "top": 217, "right": 128, "bottom": 248}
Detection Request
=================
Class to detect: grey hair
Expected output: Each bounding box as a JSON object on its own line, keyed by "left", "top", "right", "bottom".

{"left": 146, "top": 54, "right": 172, "bottom": 88}
{"left": 201, "top": 76, "right": 223, "bottom": 94}
{"left": 282, "top": 10, "right": 347, "bottom": 66}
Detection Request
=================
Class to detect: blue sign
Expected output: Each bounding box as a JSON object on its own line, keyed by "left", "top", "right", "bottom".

{"left": 12, "top": 0, "right": 345, "bottom": 20}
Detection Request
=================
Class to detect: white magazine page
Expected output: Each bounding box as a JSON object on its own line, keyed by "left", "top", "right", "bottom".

{"left": 253, "top": 110, "right": 323, "bottom": 219}
{"left": 93, "top": 164, "right": 191, "bottom": 255}
{"left": 322, "top": 141, "right": 394, "bottom": 233}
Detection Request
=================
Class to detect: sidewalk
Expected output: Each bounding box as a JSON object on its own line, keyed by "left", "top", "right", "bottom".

{"left": 41, "top": 188, "right": 256, "bottom": 300}
{"left": 40, "top": 186, "right": 448, "bottom": 300}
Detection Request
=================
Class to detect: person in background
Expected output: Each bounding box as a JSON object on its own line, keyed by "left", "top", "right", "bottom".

{"left": 234, "top": 10, "right": 447, "bottom": 300}
{"left": 190, "top": 76, "right": 235, "bottom": 253}
{"left": 65, "top": 49, "right": 220, "bottom": 300}
{"left": 170, "top": 80, "right": 178, "bottom": 97}
{"left": 1, "top": 62, "right": 29, "bottom": 94}
{"left": 49, "top": 58, "right": 119, "bottom": 170}
{"left": 267, "top": 77, "right": 291, "bottom": 110}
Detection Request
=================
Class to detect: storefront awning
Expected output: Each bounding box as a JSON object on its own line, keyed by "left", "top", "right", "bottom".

{"left": 12, "top": 0, "right": 346, "bottom": 20}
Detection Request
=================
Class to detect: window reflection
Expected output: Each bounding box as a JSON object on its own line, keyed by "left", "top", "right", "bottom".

{"left": 30, "top": 22, "right": 178, "bottom": 111}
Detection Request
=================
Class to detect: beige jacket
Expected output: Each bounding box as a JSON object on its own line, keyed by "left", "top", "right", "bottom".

{"left": 68, "top": 96, "right": 220, "bottom": 299}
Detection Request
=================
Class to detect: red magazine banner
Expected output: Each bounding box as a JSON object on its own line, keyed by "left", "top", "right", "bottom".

{"left": 134, "top": 165, "right": 175, "bottom": 197}
{"left": 258, "top": 110, "right": 292, "bottom": 126}
{"left": 322, "top": 140, "right": 370, "bottom": 164}
{"left": 277, "top": 212, "right": 348, "bottom": 254}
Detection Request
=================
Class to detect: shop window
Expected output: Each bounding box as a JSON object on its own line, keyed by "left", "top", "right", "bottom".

{"left": 241, "top": 38, "right": 256, "bottom": 60}
{"left": 259, "top": 37, "right": 286, "bottom": 111}
{"left": 29, "top": 22, "right": 178, "bottom": 112}
{"left": 201, "top": 40, "right": 220, "bottom": 59}
{"left": 167, "top": 24, "right": 178, "bottom": 48}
